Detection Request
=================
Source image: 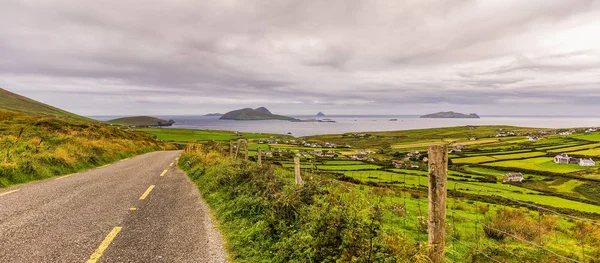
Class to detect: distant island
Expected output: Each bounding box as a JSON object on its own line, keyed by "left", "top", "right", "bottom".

{"left": 204, "top": 113, "right": 223, "bottom": 117}
{"left": 420, "top": 111, "right": 480, "bottom": 119}
{"left": 108, "top": 116, "right": 175, "bottom": 127}
{"left": 220, "top": 107, "right": 295, "bottom": 121}
{"left": 316, "top": 112, "right": 326, "bottom": 117}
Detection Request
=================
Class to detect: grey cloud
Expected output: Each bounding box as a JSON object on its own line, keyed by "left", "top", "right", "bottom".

{"left": 1, "top": 0, "right": 600, "bottom": 115}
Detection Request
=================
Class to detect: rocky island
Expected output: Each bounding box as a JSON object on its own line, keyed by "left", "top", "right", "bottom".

{"left": 420, "top": 111, "right": 480, "bottom": 119}
{"left": 220, "top": 107, "right": 295, "bottom": 120}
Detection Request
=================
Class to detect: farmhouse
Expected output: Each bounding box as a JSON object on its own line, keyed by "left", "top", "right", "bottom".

{"left": 554, "top": 153, "right": 579, "bottom": 164}
{"left": 503, "top": 173, "right": 524, "bottom": 183}
{"left": 579, "top": 158, "right": 595, "bottom": 167}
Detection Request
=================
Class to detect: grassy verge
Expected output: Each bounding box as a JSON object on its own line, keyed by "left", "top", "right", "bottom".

{"left": 0, "top": 112, "right": 174, "bottom": 187}
{"left": 178, "top": 144, "right": 429, "bottom": 262}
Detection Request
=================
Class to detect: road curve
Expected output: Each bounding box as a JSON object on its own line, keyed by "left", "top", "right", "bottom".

{"left": 0, "top": 150, "right": 228, "bottom": 262}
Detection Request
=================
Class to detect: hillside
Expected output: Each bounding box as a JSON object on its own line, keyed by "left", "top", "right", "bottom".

{"left": 420, "top": 111, "right": 480, "bottom": 118}
{"left": 220, "top": 107, "right": 294, "bottom": 120}
{"left": 108, "top": 116, "right": 175, "bottom": 127}
{"left": 0, "top": 111, "right": 173, "bottom": 187}
{"left": 0, "top": 88, "right": 92, "bottom": 121}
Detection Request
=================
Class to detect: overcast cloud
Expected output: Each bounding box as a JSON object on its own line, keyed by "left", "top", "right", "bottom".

{"left": 1, "top": 0, "right": 600, "bottom": 116}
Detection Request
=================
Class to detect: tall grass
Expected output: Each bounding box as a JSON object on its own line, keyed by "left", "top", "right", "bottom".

{"left": 0, "top": 111, "right": 174, "bottom": 187}
{"left": 179, "top": 144, "right": 429, "bottom": 262}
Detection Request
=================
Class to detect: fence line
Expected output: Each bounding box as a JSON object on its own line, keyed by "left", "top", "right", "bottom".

{"left": 250, "top": 146, "right": 598, "bottom": 262}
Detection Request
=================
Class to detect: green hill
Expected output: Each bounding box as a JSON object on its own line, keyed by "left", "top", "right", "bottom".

{"left": 220, "top": 107, "right": 294, "bottom": 120}
{"left": 420, "top": 111, "right": 480, "bottom": 118}
{"left": 108, "top": 116, "right": 175, "bottom": 127}
{"left": 0, "top": 88, "right": 92, "bottom": 121}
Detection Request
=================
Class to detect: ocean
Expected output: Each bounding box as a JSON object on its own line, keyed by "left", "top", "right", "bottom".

{"left": 89, "top": 115, "right": 600, "bottom": 137}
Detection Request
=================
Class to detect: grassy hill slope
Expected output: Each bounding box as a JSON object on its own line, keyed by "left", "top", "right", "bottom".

{"left": 108, "top": 116, "right": 174, "bottom": 127}
{"left": 0, "top": 88, "right": 92, "bottom": 121}
{"left": 0, "top": 111, "right": 174, "bottom": 187}
{"left": 220, "top": 107, "right": 294, "bottom": 120}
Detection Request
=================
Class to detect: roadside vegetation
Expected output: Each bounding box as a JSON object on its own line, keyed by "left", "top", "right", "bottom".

{"left": 179, "top": 143, "right": 430, "bottom": 262}
{"left": 139, "top": 128, "right": 291, "bottom": 142}
{"left": 180, "top": 141, "right": 600, "bottom": 262}
{"left": 0, "top": 111, "right": 174, "bottom": 187}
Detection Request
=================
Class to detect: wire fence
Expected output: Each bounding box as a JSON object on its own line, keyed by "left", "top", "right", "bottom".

{"left": 282, "top": 157, "right": 600, "bottom": 263}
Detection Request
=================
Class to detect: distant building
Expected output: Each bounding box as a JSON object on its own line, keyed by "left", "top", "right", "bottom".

{"left": 503, "top": 173, "right": 524, "bottom": 183}
{"left": 579, "top": 158, "right": 596, "bottom": 167}
{"left": 554, "top": 153, "right": 571, "bottom": 164}
{"left": 554, "top": 153, "right": 581, "bottom": 164}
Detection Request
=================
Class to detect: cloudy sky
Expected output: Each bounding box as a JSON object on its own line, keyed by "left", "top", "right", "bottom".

{"left": 1, "top": 0, "right": 600, "bottom": 116}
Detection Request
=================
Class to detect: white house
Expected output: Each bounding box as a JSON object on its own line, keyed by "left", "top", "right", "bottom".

{"left": 579, "top": 158, "right": 595, "bottom": 167}
{"left": 554, "top": 153, "right": 570, "bottom": 164}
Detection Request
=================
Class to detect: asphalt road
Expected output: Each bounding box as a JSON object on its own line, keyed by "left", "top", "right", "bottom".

{"left": 0, "top": 151, "right": 227, "bottom": 262}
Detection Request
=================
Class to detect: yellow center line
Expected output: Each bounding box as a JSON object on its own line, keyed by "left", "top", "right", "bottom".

{"left": 86, "top": 226, "right": 122, "bottom": 263}
{"left": 139, "top": 185, "right": 155, "bottom": 200}
{"left": 129, "top": 208, "right": 137, "bottom": 211}
{"left": 169, "top": 162, "right": 174, "bottom": 167}
{"left": 160, "top": 169, "right": 168, "bottom": 177}
{"left": 0, "top": 189, "right": 19, "bottom": 197}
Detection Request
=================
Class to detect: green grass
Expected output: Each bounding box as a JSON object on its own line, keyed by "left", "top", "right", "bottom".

{"left": 138, "top": 128, "right": 289, "bottom": 142}
{"left": 452, "top": 152, "right": 546, "bottom": 164}
{"left": 303, "top": 125, "right": 549, "bottom": 149}
{"left": 317, "top": 164, "right": 381, "bottom": 170}
{"left": 322, "top": 160, "right": 365, "bottom": 165}
{"left": 0, "top": 111, "right": 171, "bottom": 187}
{"left": 0, "top": 88, "right": 92, "bottom": 122}
{"left": 484, "top": 157, "right": 591, "bottom": 174}
{"left": 571, "top": 132, "right": 600, "bottom": 142}
{"left": 548, "top": 143, "right": 600, "bottom": 153}
{"left": 570, "top": 148, "right": 600, "bottom": 157}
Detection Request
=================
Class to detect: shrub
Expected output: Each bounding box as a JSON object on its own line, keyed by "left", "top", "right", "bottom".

{"left": 483, "top": 208, "right": 538, "bottom": 242}
{"left": 179, "top": 149, "right": 428, "bottom": 262}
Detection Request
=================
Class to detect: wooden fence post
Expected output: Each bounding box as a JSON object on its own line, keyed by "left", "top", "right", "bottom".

{"left": 427, "top": 145, "right": 448, "bottom": 263}
{"left": 257, "top": 147, "right": 262, "bottom": 166}
{"left": 294, "top": 157, "right": 303, "bottom": 186}
{"left": 244, "top": 140, "right": 249, "bottom": 161}
{"left": 234, "top": 140, "right": 241, "bottom": 159}
{"left": 229, "top": 141, "right": 233, "bottom": 158}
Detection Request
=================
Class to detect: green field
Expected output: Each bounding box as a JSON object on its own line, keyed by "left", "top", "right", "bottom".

{"left": 138, "top": 128, "right": 289, "bottom": 142}
{"left": 452, "top": 151, "right": 546, "bottom": 164}
{"left": 572, "top": 132, "right": 600, "bottom": 142}
{"left": 484, "top": 157, "right": 591, "bottom": 173}
{"left": 548, "top": 143, "right": 600, "bottom": 153}
{"left": 570, "top": 148, "right": 600, "bottom": 157}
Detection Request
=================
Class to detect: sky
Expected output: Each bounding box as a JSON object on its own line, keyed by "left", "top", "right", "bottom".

{"left": 1, "top": 0, "right": 600, "bottom": 116}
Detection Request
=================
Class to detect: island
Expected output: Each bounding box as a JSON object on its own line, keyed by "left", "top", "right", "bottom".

{"left": 219, "top": 107, "right": 295, "bottom": 120}
{"left": 420, "top": 111, "right": 480, "bottom": 119}
{"left": 204, "top": 113, "right": 223, "bottom": 117}
{"left": 316, "top": 112, "right": 326, "bottom": 117}
{"left": 108, "top": 116, "right": 175, "bottom": 127}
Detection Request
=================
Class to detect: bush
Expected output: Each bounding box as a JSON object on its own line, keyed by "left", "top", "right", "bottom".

{"left": 179, "top": 149, "right": 429, "bottom": 262}
{"left": 483, "top": 208, "right": 539, "bottom": 242}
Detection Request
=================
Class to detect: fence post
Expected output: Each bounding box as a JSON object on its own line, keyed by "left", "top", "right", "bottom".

{"left": 257, "top": 147, "right": 262, "bottom": 166}
{"left": 294, "top": 157, "right": 303, "bottom": 186}
{"left": 427, "top": 145, "right": 448, "bottom": 263}
{"left": 244, "top": 140, "right": 249, "bottom": 161}
{"left": 229, "top": 141, "right": 233, "bottom": 158}
{"left": 234, "top": 140, "right": 241, "bottom": 159}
